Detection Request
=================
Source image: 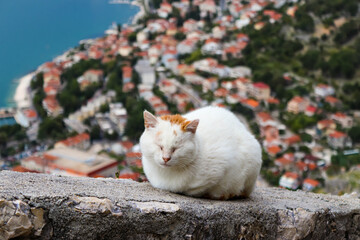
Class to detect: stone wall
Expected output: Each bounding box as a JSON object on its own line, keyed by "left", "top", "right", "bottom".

{"left": 0, "top": 171, "right": 359, "bottom": 240}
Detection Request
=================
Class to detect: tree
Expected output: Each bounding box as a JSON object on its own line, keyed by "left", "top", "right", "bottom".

{"left": 348, "top": 125, "right": 360, "bottom": 143}
{"left": 334, "top": 20, "right": 360, "bottom": 45}
{"left": 30, "top": 73, "right": 44, "bottom": 90}
{"left": 294, "top": 8, "right": 314, "bottom": 33}
{"left": 127, "top": 32, "right": 137, "bottom": 43}
{"left": 100, "top": 103, "right": 110, "bottom": 113}
{"left": 325, "top": 48, "right": 358, "bottom": 79}
{"left": 184, "top": 49, "right": 203, "bottom": 64}
{"left": 90, "top": 125, "right": 101, "bottom": 140}
{"left": 124, "top": 98, "right": 153, "bottom": 140}
{"left": 301, "top": 133, "right": 313, "bottom": 143}
{"left": 174, "top": 32, "right": 186, "bottom": 41}
{"left": 105, "top": 131, "right": 119, "bottom": 141}
{"left": 301, "top": 49, "right": 321, "bottom": 70}
{"left": 33, "top": 89, "right": 47, "bottom": 119}
{"left": 38, "top": 117, "right": 67, "bottom": 140}
{"left": 0, "top": 132, "right": 7, "bottom": 148}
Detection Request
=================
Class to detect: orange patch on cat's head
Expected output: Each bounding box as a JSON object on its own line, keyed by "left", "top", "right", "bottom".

{"left": 160, "top": 114, "right": 191, "bottom": 132}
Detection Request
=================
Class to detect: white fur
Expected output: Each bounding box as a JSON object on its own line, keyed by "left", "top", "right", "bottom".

{"left": 140, "top": 106, "right": 262, "bottom": 199}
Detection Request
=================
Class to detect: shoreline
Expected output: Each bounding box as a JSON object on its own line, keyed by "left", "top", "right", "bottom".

{"left": 13, "top": 72, "right": 35, "bottom": 110}
{"left": 131, "top": 0, "right": 145, "bottom": 25}
{"left": 10, "top": 1, "right": 144, "bottom": 111}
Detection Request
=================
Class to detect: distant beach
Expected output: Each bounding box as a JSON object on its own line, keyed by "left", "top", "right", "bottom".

{"left": 0, "top": 0, "right": 139, "bottom": 108}
{"left": 14, "top": 73, "right": 35, "bottom": 109}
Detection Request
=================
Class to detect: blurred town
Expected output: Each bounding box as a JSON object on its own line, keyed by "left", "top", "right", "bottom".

{"left": 0, "top": 0, "right": 359, "bottom": 195}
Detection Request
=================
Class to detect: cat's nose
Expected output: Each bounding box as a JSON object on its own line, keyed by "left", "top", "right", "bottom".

{"left": 162, "top": 157, "right": 171, "bottom": 163}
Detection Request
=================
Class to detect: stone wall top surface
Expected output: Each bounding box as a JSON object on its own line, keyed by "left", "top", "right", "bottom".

{"left": 0, "top": 171, "right": 359, "bottom": 240}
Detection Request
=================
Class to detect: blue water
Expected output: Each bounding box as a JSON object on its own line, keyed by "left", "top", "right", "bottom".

{"left": 0, "top": 0, "right": 139, "bottom": 107}
{"left": 0, "top": 117, "right": 16, "bottom": 127}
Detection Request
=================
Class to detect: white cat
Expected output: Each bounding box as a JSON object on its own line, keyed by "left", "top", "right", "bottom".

{"left": 140, "top": 106, "right": 262, "bottom": 200}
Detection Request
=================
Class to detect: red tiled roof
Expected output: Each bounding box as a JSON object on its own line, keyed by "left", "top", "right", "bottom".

{"left": 284, "top": 135, "right": 301, "bottom": 145}
{"left": 306, "top": 105, "right": 317, "bottom": 113}
{"left": 318, "top": 119, "right": 335, "bottom": 128}
{"left": 23, "top": 109, "right": 37, "bottom": 118}
{"left": 56, "top": 133, "right": 90, "bottom": 147}
{"left": 267, "top": 97, "right": 280, "bottom": 104}
{"left": 243, "top": 99, "right": 260, "bottom": 108}
{"left": 253, "top": 82, "right": 269, "bottom": 89}
{"left": 290, "top": 96, "right": 305, "bottom": 103}
{"left": 329, "top": 131, "right": 346, "bottom": 139}
{"left": 257, "top": 112, "right": 272, "bottom": 122}
{"left": 120, "top": 141, "right": 133, "bottom": 151}
{"left": 85, "top": 69, "right": 103, "bottom": 76}
{"left": 117, "top": 172, "right": 140, "bottom": 180}
{"left": 303, "top": 178, "right": 320, "bottom": 187}
{"left": 296, "top": 161, "right": 307, "bottom": 171}
{"left": 284, "top": 172, "right": 299, "bottom": 179}
{"left": 12, "top": 166, "right": 39, "bottom": 173}
{"left": 275, "top": 157, "right": 292, "bottom": 166}
{"left": 308, "top": 162, "right": 317, "bottom": 171}
{"left": 333, "top": 112, "right": 347, "bottom": 118}
{"left": 126, "top": 152, "right": 142, "bottom": 159}
{"left": 267, "top": 145, "right": 281, "bottom": 155}
{"left": 325, "top": 96, "right": 340, "bottom": 103}
{"left": 214, "top": 88, "right": 228, "bottom": 97}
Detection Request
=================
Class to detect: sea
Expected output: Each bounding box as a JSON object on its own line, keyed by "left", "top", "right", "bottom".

{"left": 0, "top": 0, "right": 139, "bottom": 108}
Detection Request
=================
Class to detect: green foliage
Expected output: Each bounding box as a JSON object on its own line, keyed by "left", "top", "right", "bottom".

{"left": 153, "top": 86, "right": 177, "bottom": 113}
{"left": 105, "top": 131, "right": 119, "bottom": 141}
{"left": 331, "top": 153, "right": 360, "bottom": 170}
{"left": 124, "top": 98, "right": 153, "bottom": 140}
{"left": 186, "top": 6, "right": 200, "bottom": 21}
{"left": 90, "top": 125, "right": 101, "bottom": 140}
{"left": 348, "top": 125, "right": 360, "bottom": 143}
{"left": 250, "top": 122, "right": 260, "bottom": 136}
{"left": 38, "top": 117, "right": 67, "bottom": 140}
{"left": 100, "top": 103, "right": 110, "bottom": 113}
{"left": 324, "top": 48, "right": 358, "bottom": 79}
{"left": 106, "top": 70, "right": 123, "bottom": 92}
{"left": 284, "top": 113, "right": 318, "bottom": 133}
{"left": 57, "top": 79, "right": 82, "bottom": 116}
{"left": 32, "top": 89, "right": 47, "bottom": 119}
{"left": 61, "top": 59, "right": 102, "bottom": 81}
{"left": 184, "top": 49, "right": 204, "bottom": 64}
{"left": 261, "top": 169, "right": 280, "bottom": 186}
{"left": 300, "top": 133, "right": 313, "bottom": 143}
{"left": 299, "top": 145, "right": 310, "bottom": 154}
{"left": 231, "top": 103, "right": 254, "bottom": 121}
{"left": 342, "top": 82, "right": 360, "bottom": 109}
{"left": 174, "top": 32, "right": 186, "bottom": 41}
{"left": 334, "top": 20, "right": 360, "bottom": 45}
{"left": 0, "top": 124, "right": 26, "bottom": 151}
{"left": 303, "top": 0, "right": 358, "bottom": 17}
{"left": 127, "top": 32, "right": 137, "bottom": 43}
{"left": 300, "top": 49, "right": 322, "bottom": 70}
{"left": 294, "top": 7, "right": 314, "bottom": 33}
{"left": 30, "top": 73, "right": 44, "bottom": 90}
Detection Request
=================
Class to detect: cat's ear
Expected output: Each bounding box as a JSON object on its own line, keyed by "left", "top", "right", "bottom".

{"left": 144, "top": 110, "right": 158, "bottom": 129}
{"left": 186, "top": 119, "right": 199, "bottom": 134}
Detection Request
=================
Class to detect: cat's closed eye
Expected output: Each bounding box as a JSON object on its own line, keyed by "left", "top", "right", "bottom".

{"left": 171, "top": 147, "right": 177, "bottom": 153}
{"left": 159, "top": 145, "right": 163, "bottom": 150}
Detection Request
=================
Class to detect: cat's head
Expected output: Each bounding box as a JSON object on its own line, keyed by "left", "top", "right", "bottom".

{"left": 142, "top": 110, "right": 199, "bottom": 168}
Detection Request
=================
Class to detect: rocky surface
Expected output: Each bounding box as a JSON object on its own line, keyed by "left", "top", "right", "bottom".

{"left": 0, "top": 171, "right": 359, "bottom": 240}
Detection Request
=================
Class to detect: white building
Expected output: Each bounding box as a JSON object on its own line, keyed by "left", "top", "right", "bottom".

{"left": 134, "top": 60, "right": 156, "bottom": 86}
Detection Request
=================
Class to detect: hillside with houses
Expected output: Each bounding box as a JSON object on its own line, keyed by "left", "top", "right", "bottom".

{"left": 1, "top": 0, "right": 360, "bottom": 195}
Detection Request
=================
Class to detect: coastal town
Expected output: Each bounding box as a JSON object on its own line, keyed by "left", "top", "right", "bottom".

{"left": 0, "top": 0, "right": 359, "bottom": 195}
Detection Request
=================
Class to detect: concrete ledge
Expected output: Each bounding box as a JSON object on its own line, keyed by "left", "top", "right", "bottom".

{"left": 0, "top": 171, "right": 359, "bottom": 240}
